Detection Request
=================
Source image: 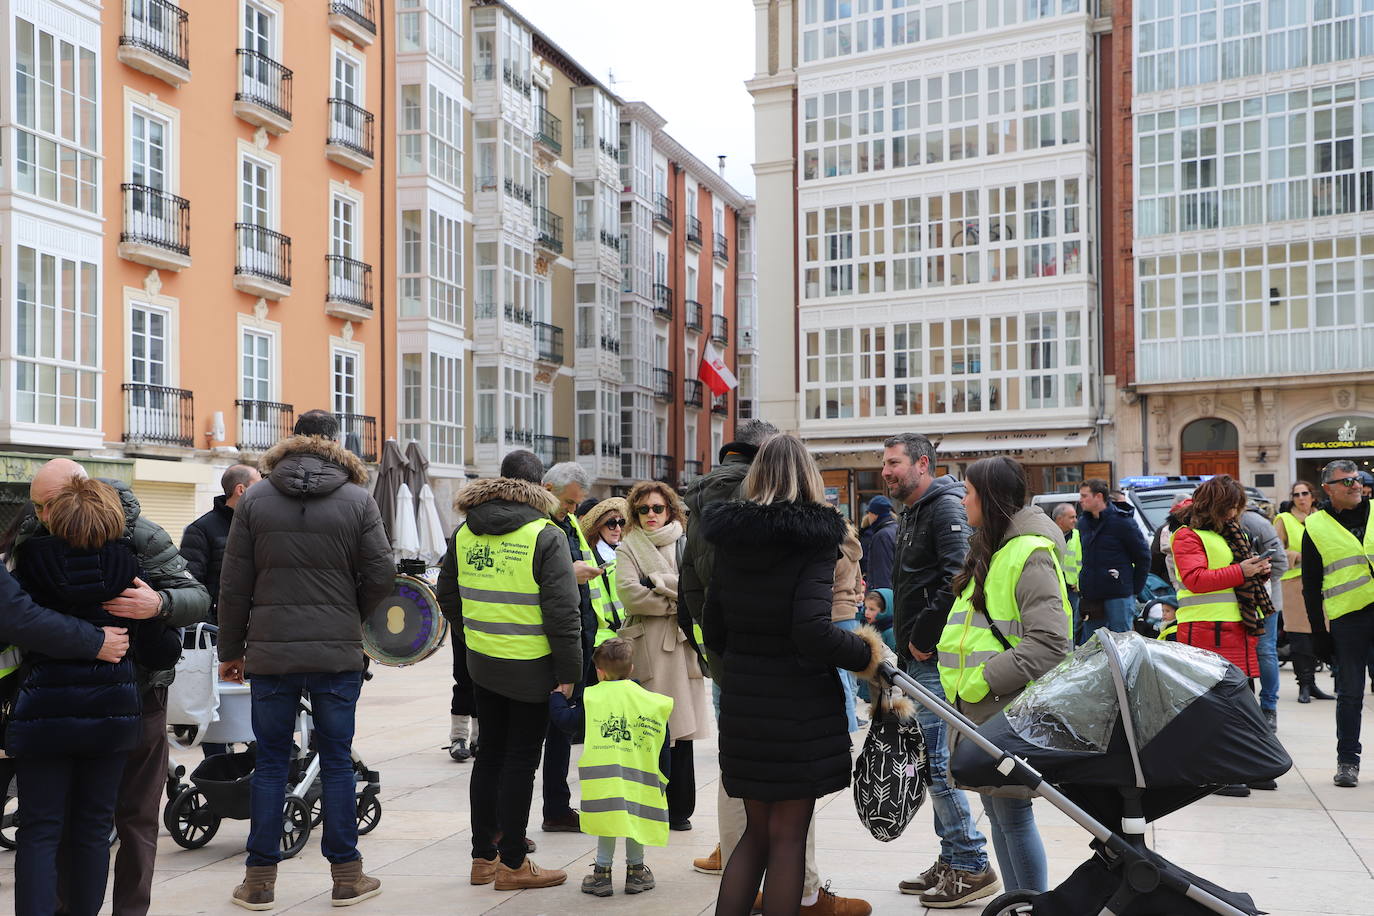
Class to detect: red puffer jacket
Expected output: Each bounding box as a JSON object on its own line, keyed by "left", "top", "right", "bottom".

{"left": 1171, "top": 527, "right": 1258, "bottom": 676}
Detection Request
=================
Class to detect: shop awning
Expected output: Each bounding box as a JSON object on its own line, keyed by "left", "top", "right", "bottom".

{"left": 936, "top": 429, "right": 1095, "bottom": 454}
{"left": 805, "top": 441, "right": 886, "bottom": 455}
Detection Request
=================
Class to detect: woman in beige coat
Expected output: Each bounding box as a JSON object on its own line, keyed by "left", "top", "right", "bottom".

{"left": 616, "top": 479, "right": 711, "bottom": 831}
{"left": 832, "top": 523, "right": 865, "bottom": 730}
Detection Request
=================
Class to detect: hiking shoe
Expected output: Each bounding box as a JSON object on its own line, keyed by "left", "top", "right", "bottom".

{"left": 231, "top": 865, "right": 277, "bottom": 911}
{"left": 581, "top": 864, "right": 613, "bottom": 897}
{"left": 693, "top": 844, "right": 723, "bottom": 875}
{"left": 540, "top": 809, "right": 581, "bottom": 832}
{"left": 329, "top": 859, "right": 381, "bottom": 907}
{"left": 1335, "top": 763, "right": 1360, "bottom": 788}
{"left": 494, "top": 858, "right": 567, "bottom": 890}
{"left": 625, "top": 863, "right": 656, "bottom": 894}
{"left": 1214, "top": 784, "right": 1251, "bottom": 797}
{"left": 898, "top": 859, "right": 948, "bottom": 895}
{"left": 804, "top": 882, "right": 871, "bottom": 915}
{"left": 470, "top": 857, "right": 497, "bottom": 886}
{"left": 919, "top": 865, "right": 1000, "bottom": 909}
{"left": 449, "top": 738, "right": 472, "bottom": 762}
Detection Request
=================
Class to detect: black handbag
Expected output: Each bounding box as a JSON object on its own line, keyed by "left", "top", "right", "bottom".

{"left": 852, "top": 690, "right": 928, "bottom": 842}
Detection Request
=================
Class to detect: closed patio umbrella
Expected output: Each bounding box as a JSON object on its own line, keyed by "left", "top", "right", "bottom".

{"left": 373, "top": 439, "right": 409, "bottom": 541}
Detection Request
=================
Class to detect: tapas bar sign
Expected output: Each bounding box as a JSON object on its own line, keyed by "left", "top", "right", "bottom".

{"left": 1297, "top": 417, "right": 1374, "bottom": 451}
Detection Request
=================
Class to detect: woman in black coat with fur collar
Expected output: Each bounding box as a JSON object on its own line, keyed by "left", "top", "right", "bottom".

{"left": 702, "top": 435, "right": 886, "bottom": 916}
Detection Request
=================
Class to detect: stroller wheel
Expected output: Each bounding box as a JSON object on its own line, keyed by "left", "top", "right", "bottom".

{"left": 356, "top": 794, "right": 382, "bottom": 835}
{"left": 309, "top": 794, "right": 324, "bottom": 828}
{"left": 0, "top": 792, "right": 19, "bottom": 849}
{"left": 982, "top": 890, "right": 1038, "bottom": 916}
{"left": 279, "top": 796, "right": 312, "bottom": 860}
{"left": 165, "top": 788, "right": 221, "bottom": 850}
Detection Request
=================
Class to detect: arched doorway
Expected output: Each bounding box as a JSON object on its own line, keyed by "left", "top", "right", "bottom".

{"left": 1181, "top": 418, "right": 1240, "bottom": 477}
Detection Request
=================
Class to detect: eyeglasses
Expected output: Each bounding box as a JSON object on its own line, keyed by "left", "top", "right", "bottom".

{"left": 603, "top": 518, "right": 626, "bottom": 529}
{"left": 1329, "top": 478, "right": 1363, "bottom": 490}
{"left": 636, "top": 504, "right": 669, "bottom": 516}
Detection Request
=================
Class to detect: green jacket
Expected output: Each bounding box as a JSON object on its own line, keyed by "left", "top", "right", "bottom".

{"left": 16, "top": 479, "right": 210, "bottom": 690}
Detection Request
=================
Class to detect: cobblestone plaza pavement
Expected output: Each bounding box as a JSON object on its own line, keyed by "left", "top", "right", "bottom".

{"left": 3, "top": 654, "right": 1372, "bottom": 915}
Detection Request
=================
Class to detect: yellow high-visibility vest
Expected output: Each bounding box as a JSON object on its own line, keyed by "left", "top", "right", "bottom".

{"left": 578, "top": 678, "right": 674, "bottom": 847}
{"left": 570, "top": 516, "right": 622, "bottom": 646}
{"left": 1060, "top": 528, "right": 1082, "bottom": 589}
{"left": 1303, "top": 509, "right": 1374, "bottom": 621}
{"left": 1170, "top": 528, "right": 1242, "bottom": 624}
{"left": 1275, "top": 512, "right": 1305, "bottom": 582}
{"left": 455, "top": 518, "right": 554, "bottom": 661}
{"left": 937, "top": 535, "right": 1071, "bottom": 705}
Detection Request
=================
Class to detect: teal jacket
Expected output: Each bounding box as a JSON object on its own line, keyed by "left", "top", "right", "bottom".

{"left": 858, "top": 587, "right": 898, "bottom": 654}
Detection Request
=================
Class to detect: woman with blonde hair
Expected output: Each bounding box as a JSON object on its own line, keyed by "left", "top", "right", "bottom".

{"left": 8, "top": 478, "right": 180, "bottom": 915}
{"left": 579, "top": 497, "right": 630, "bottom": 645}
{"left": 616, "top": 480, "right": 710, "bottom": 831}
{"left": 701, "top": 434, "right": 887, "bottom": 915}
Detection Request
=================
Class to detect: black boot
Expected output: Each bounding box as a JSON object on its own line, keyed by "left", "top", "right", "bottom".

{"left": 1299, "top": 682, "right": 1312, "bottom": 703}
{"left": 1310, "top": 681, "right": 1336, "bottom": 700}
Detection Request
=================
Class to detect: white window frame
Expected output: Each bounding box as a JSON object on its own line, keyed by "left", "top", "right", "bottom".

{"left": 331, "top": 344, "right": 362, "bottom": 417}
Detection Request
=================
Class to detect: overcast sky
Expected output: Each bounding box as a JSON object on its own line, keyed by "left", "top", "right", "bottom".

{"left": 509, "top": 0, "right": 759, "bottom": 197}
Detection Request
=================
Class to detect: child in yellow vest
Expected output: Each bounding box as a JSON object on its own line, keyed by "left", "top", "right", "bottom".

{"left": 549, "top": 637, "right": 673, "bottom": 897}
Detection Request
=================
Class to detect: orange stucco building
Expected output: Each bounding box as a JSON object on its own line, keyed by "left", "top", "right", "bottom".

{"left": 96, "top": 0, "right": 386, "bottom": 536}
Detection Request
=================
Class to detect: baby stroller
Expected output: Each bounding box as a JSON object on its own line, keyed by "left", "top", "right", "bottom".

{"left": 163, "top": 687, "right": 382, "bottom": 858}
{"left": 880, "top": 630, "right": 1291, "bottom": 915}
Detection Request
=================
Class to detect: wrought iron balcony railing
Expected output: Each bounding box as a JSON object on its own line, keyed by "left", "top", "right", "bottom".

{"left": 683, "top": 378, "right": 704, "bottom": 408}
{"left": 711, "top": 313, "right": 730, "bottom": 345}
{"left": 535, "top": 106, "right": 562, "bottom": 153}
{"left": 685, "top": 299, "right": 704, "bottom": 331}
{"left": 120, "top": 0, "right": 189, "bottom": 70}
{"left": 121, "top": 184, "right": 190, "bottom": 256}
{"left": 236, "top": 399, "right": 294, "bottom": 452}
{"left": 686, "top": 215, "right": 703, "bottom": 246}
{"left": 534, "top": 434, "right": 571, "bottom": 467}
{"left": 235, "top": 48, "right": 293, "bottom": 122}
{"left": 327, "top": 255, "right": 372, "bottom": 310}
{"left": 336, "top": 412, "right": 377, "bottom": 462}
{"left": 235, "top": 223, "right": 292, "bottom": 288}
{"left": 535, "top": 322, "right": 564, "bottom": 364}
{"left": 653, "top": 368, "right": 675, "bottom": 403}
{"left": 123, "top": 383, "right": 194, "bottom": 448}
{"left": 327, "top": 98, "right": 374, "bottom": 160}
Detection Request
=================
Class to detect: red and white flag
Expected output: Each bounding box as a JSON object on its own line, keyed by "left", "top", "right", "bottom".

{"left": 698, "top": 341, "right": 738, "bottom": 397}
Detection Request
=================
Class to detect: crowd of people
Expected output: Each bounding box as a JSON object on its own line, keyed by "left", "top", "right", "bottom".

{"left": 0, "top": 409, "right": 1370, "bottom": 915}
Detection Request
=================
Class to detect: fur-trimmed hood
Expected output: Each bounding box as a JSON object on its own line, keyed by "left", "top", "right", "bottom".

{"left": 701, "top": 499, "right": 847, "bottom": 551}
{"left": 454, "top": 477, "right": 559, "bottom": 536}
{"left": 260, "top": 434, "right": 370, "bottom": 494}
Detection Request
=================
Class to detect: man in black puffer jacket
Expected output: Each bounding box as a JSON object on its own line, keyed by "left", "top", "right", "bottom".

{"left": 882, "top": 433, "right": 999, "bottom": 908}
{"left": 21, "top": 457, "right": 210, "bottom": 916}
{"left": 217, "top": 411, "right": 393, "bottom": 909}
{"left": 181, "top": 464, "right": 260, "bottom": 622}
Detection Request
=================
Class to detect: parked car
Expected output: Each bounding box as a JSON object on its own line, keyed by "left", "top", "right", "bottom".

{"left": 1118, "top": 476, "right": 1273, "bottom": 533}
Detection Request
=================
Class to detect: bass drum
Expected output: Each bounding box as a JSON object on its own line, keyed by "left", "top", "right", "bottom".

{"left": 363, "top": 575, "right": 448, "bottom": 667}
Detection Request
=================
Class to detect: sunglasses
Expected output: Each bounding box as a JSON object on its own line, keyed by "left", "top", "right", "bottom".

{"left": 636, "top": 504, "right": 669, "bottom": 516}
{"left": 1329, "top": 478, "right": 1363, "bottom": 490}
{"left": 603, "top": 518, "right": 627, "bottom": 529}
{"left": 1291, "top": 490, "right": 1311, "bottom": 497}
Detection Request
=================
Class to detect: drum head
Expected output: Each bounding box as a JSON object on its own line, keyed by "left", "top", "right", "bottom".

{"left": 364, "top": 575, "right": 447, "bottom": 667}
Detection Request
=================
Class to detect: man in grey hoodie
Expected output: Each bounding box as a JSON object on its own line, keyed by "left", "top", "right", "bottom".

{"left": 882, "top": 433, "right": 1000, "bottom": 909}
{"left": 437, "top": 449, "right": 582, "bottom": 891}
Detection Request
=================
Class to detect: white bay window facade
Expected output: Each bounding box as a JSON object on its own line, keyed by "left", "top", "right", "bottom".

{"left": 2, "top": 4, "right": 105, "bottom": 448}
{"left": 794, "top": 13, "right": 1100, "bottom": 451}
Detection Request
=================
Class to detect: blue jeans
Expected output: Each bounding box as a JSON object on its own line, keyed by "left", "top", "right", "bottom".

{"left": 247, "top": 671, "right": 363, "bottom": 867}
{"left": 1068, "top": 590, "right": 1083, "bottom": 646}
{"left": 1257, "top": 611, "right": 1279, "bottom": 712}
{"left": 907, "top": 658, "right": 989, "bottom": 873}
{"left": 1332, "top": 608, "right": 1374, "bottom": 766}
{"left": 16, "top": 754, "right": 126, "bottom": 916}
{"left": 1081, "top": 596, "right": 1136, "bottom": 641}
{"left": 983, "top": 795, "right": 1048, "bottom": 893}
{"left": 835, "top": 617, "right": 860, "bottom": 731}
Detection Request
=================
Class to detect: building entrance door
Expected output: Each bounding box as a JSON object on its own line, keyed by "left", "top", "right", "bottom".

{"left": 1181, "top": 418, "right": 1240, "bottom": 477}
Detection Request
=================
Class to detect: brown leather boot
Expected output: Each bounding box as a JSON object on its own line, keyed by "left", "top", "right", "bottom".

{"left": 470, "top": 856, "right": 498, "bottom": 886}
{"left": 330, "top": 858, "right": 381, "bottom": 907}
{"left": 231, "top": 865, "right": 277, "bottom": 911}
{"left": 493, "top": 857, "right": 568, "bottom": 890}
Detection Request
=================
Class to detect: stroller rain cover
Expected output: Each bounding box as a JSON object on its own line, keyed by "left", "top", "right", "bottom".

{"left": 951, "top": 631, "right": 1292, "bottom": 824}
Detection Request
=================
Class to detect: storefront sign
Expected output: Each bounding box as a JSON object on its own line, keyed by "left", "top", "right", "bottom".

{"left": 1296, "top": 417, "right": 1374, "bottom": 451}
{"left": 0, "top": 452, "right": 134, "bottom": 486}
